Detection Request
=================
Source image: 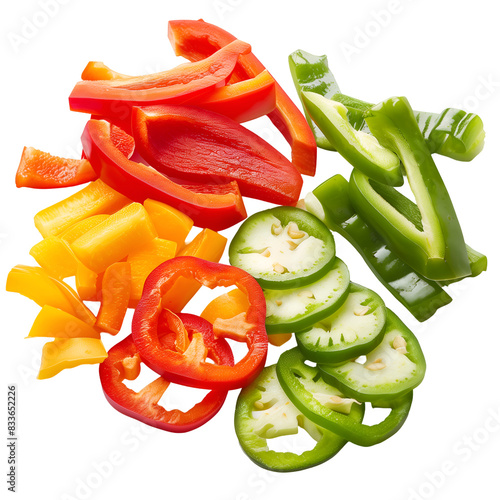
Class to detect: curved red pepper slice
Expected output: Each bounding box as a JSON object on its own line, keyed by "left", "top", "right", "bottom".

{"left": 167, "top": 19, "right": 317, "bottom": 176}
{"left": 132, "top": 256, "right": 268, "bottom": 391}
{"left": 69, "top": 40, "right": 251, "bottom": 118}
{"left": 100, "top": 313, "right": 233, "bottom": 432}
{"left": 132, "top": 105, "right": 303, "bottom": 205}
{"left": 81, "top": 119, "right": 246, "bottom": 230}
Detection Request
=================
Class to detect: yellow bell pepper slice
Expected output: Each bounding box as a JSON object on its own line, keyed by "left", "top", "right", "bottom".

{"left": 143, "top": 199, "right": 193, "bottom": 250}
{"left": 27, "top": 305, "right": 101, "bottom": 339}
{"left": 201, "top": 288, "right": 292, "bottom": 347}
{"left": 34, "top": 179, "right": 129, "bottom": 237}
{"left": 38, "top": 338, "right": 107, "bottom": 379}
{"left": 96, "top": 262, "right": 132, "bottom": 335}
{"left": 60, "top": 214, "right": 109, "bottom": 244}
{"left": 6, "top": 265, "right": 96, "bottom": 326}
{"left": 75, "top": 262, "right": 100, "bottom": 301}
{"left": 29, "top": 236, "right": 79, "bottom": 279}
{"left": 71, "top": 202, "right": 157, "bottom": 274}
{"left": 161, "top": 228, "right": 227, "bottom": 312}
{"left": 127, "top": 238, "right": 177, "bottom": 306}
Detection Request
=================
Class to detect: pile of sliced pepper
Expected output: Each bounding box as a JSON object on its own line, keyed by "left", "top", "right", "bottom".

{"left": 289, "top": 49, "right": 487, "bottom": 321}
{"left": 229, "top": 205, "right": 426, "bottom": 470}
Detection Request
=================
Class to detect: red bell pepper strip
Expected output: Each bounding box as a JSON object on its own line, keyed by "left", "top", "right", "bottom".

{"left": 82, "top": 61, "right": 276, "bottom": 124}
{"left": 132, "top": 256, "right": 268, "bottom": 391}
{"left": 69, "top": 40, "right": 251, "bottom": 119}
{"left": 167, "top": 19, "right": 317, "bottom": 176}
{"left": 132, "top": 105, "right": 303, "bottom": 205}
{"left": 16, "top": 147, "right": 97, "bottom": 188}
{"left": 81, "top": 119, "right": 246, "bottom": 230}
{"left": 100, "top": 313, "right": 234, "bottom": 432}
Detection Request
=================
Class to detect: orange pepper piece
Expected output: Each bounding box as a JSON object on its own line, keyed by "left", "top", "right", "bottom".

{"left": 96, "top": 262, "right": 132, "bottom": 335}
{"left": 38, "top": 338, "right": 107, "bottom": 379}
{"left": 6, "top": 265, "right": 96, "bottom": 326}
{"left": 201, "top": 288, "right": 292, "bottom": 347}
{"left": 34, "top": 179, "right": 129, "bottom": 237}
{"left": 29, "top": 236, "right": 79, "bottom": 279}
{"left": 161, "top": 228, "right": 227, "bottom": 312}
{"left": 16, "top": 147, "right": 97, "bottom": 189}
{"left": 143, "top": 198, "right": 193, "bottom": 250}
{"left": 60, "top": 214, "right": 109, "bottom": 244}
{"left": 127, "top": 238, "right": 177, "bottom": 306}
{"left": 27, "top": 305, "right": 101, "bottom": 339}
{"left": 71, "top": 202, "right": 157, "bottom": 274}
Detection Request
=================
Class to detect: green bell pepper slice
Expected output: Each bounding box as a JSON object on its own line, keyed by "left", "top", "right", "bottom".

{"left": 234, "top": 365, "right": 364, "bottom": 472}
{"left": 305, "top": 174, "right": 452, "bottom": 322}
{"left": 276, "top": 347, "right": 413, "bottom": 447}
{"left": 289, "top": 49, "right": 485, "bottom": 161}
{"left": 318, "top": 310, "right": 426, "bottom": 404}
{"left": 264, "top": 258, "right": 350, "bottom": 334}
{"left": 350, "top": 96, "right": 470, "bottom": 281}
{"left": 301, "top": 91, "right": 403, "bottom": 186}
{"left": 229, "top": 206, "right": 336, "bottom": 290}
{"left": 295, "top": 282, "right": 387, "bottom": 364}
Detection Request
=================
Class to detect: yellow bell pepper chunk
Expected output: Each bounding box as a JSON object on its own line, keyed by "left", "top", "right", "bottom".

{"left": 143, "top": 199, "right": 193, "bottom": 250}
{"left": 29, "top": 236, "right": 79, "bottom": 279}
{"left": 75, "top": 262, "right": 100, "bottom": 301}
{"left": 71, "top": 203, "right": 157, "bottom": 274}
{"left": 161, "top": 228, "right": 227, "bottom": 312}
{"left": 34, "top": 179, "right": 129, "bottom": 237}
{"left": 27, "top": 305, "right": 101, "bottom": 339}
{"left": 38, "top": 338, "right": 107, "bottom": 379}
{"left": 127, "top": 238, "right": 177, "bottom": 306}
{"left": 60, "top": 214, "right": 109, "bottom": 244}
{"left": 6, "top": 265, "right": 96, "bottom": 326}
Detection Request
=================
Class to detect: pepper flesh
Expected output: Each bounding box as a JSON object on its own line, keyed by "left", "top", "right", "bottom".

{"left": 99, "top": 314, "right": 233, "bottom": 432}
{"left": 69, "top": 40, "right": 252, "bottom": 118}
{"left": 289, "top": 49, "right": 485, "bottom": 161}
{"left": 132, "top": 256, "right": 268, "bottom": 390}
{"left": 351, "top": 96, "right": 470, "bottom": 281}
{"left": 305, "top": 175, "right": 452, "bottom": 322}
{"left": 29, "top": 236, "right": 79, "bottom": 280}
{"left": 167, "top": 19, "right": 317, "bottom": 176}
{"left": 132, "top": 105, "right": 303, "bottom": 206}
{"left": 81, "top": 119, "right": 246, "bottom": 231}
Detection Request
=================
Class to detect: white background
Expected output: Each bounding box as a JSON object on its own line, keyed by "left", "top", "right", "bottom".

{"left": 1, "top": 0, "right": 499, "bottom": 499}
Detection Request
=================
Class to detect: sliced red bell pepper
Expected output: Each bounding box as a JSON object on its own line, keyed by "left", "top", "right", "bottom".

{"left": 81, "top": 119, "right": 246, "bottom": 230}
{"left": 69, "top": 40, "right": 251, "bottom": 119}
{"left": 167, "top": 19, "right": 317, "bottom": 176}
{"left": 132, "top": 256, "right": 268, "bottom": 391}
{"left": 16, "top": 147, "right": 97, "bottom": 189}
{"left": 82, "top": 61, "right": 276, "bottom": 124}
{"left": 132, "top": 105, "right": 303, "bottom": 205}
{"left": 100, "top": 313, "right": 234, "bottom": 432}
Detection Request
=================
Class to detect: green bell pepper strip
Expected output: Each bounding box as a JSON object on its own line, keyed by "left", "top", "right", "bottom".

{"left": 276, "top": 347, "right": 413, "bottom": 447}
{"left": 301, "top": 91, "right": 403, "bottom": 187}
{"left": 289, "top": 49, "right": 485, "bottom": 161}
{"left": 318, "top": 310, "right": 426, "bottom": 404}
{"left": 228, "top": 206, "right": 336, "bottom": 290}
{"left": 305, "top": 175, "right": 452, "bottom": 322}
{"left": 295, "top": 282, "right": 387, "bottom": 364}
{"left": 264, "top": 258, "right": 350, "bottom": 334}
{"left": 352, "top": 96, "right": 470, "bottom": 281}
{"left": 234, "top": 365, "right": 364, "bottom": 472}
{"left": 360, "top": 175, "right": 487, "bottom": 286}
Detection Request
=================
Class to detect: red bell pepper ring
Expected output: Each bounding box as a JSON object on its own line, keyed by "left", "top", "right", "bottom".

{"left": 167, "top": 19, "right": 317, "bottom": 177}
{"left": 69, "top": 39, "right": 251, "bottom": 119}
{"left": 81, "top": 119, "right": 247, "bottom": 230}
{"left": 81, "top": 61, "right": 277, "bottom": 124}
{"left": 132, "top": 256, "right": 268, "bottom": 391}
{"left": 100, "top": 313, "right": 234, "bottom": 432}
{"left": 132, "top": 105, "right": 303, "bottom": 206}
